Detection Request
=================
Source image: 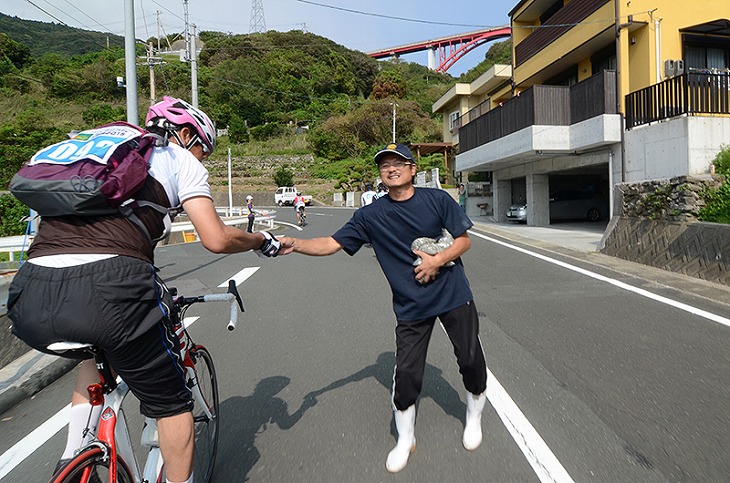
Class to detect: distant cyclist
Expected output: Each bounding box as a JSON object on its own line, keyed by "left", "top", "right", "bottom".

{"left": 294, "top": 191, "right": 307, "bottom": 226}
{"left": 361, "top": 183, "right": 377, "bottom": 207}
{"left": 8, "top": 97, "right": 281, "bottom": 483}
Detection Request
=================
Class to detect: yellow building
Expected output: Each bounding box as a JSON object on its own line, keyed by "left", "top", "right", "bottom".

{"left": 442, "top": 0, "right": 730, "bottom": 225}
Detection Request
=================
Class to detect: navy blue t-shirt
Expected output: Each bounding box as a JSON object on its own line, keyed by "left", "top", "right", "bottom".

{"left": 333, "top": 187, "right": 474, "bottom": 322}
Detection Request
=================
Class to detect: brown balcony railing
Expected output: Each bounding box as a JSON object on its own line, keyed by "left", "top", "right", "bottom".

{"left": 514, "top": 0, "right": 610, "bottom": 67}
{"left": 625, "top": 71, "right": 730, "bottom": 129}
{"left": 459, "top": 70, "right": 616, "bottom": 153}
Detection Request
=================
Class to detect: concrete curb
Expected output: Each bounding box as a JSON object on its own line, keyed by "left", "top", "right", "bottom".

{"left": 0, "top": 349, "right": 79, "bottom": 415}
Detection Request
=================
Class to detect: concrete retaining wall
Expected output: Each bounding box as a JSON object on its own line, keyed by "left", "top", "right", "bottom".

{"left": 603, "top": 176, "right": 730, "bottom": 286}
{"left": 601, "top": 218, "right": 730, "bottom": 286}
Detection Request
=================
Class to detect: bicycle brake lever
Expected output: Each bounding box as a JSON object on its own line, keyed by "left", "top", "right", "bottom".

{"left": 227, "top": 279, "right": 244, "bottom": 312}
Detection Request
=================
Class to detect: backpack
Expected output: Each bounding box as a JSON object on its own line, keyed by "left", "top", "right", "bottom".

{"left": 9, "top": 121, "right": 177, "bottom": 241}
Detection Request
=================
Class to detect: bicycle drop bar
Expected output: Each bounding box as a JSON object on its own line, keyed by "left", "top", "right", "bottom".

{"left": 175, "top": 280, "right": 245, "bottom": 331}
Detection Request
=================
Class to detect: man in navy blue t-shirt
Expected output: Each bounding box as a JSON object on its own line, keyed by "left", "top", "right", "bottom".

{"left": 279, "top": 143, "right": 487, "bottom": 473}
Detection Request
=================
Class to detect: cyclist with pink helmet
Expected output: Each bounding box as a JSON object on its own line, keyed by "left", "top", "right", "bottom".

{"left": 8, "top": 97, "right": 281, "bottom": 483}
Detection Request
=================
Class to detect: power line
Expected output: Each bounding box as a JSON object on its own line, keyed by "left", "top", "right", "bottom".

{"left": 22, "top": 0, "right": 113, "bottom": 48}
{"left": 295, "top": 0, "right": 494, "bottom": 28}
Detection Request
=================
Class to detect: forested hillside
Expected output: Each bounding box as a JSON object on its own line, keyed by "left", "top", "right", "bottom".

{"left": 0, "top": 12, "right": 124, "bottom": 57}
{"left": 0, "top": 14, "right": 511, "bottom": 236}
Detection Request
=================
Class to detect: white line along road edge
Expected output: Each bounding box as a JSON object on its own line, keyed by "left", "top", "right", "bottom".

{"left": 0, "top": 267, "right": 261, "bottom": 481}
{"left": 468, "top": 231, "right": 730, "bottom": 329}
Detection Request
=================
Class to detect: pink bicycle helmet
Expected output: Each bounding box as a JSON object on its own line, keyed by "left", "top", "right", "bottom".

{"left": 146, "top": 96, "right": 216, "bottom": 154}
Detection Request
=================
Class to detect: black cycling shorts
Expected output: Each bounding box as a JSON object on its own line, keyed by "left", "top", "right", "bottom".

{"left": 8, "top": 256, "right": 193, "bottom": 419}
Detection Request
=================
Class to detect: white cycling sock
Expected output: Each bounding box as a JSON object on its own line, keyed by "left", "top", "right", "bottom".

{"left": 61, "top": 403, "right": 102, "bottom": 459}
{"left": 166, "top": 472, "right": 193, "bottom": 483}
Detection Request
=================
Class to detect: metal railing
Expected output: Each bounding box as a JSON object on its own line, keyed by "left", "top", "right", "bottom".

{"left": 459, "top": 70, "right": 616, "bottom": 153}
{"left": 625, "top": 71, "right": 730, "bottom": 129}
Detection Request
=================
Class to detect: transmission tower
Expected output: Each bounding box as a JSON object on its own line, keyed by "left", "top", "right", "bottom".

{"left": 250, "top": 0, "right": 266, "bottom": 33}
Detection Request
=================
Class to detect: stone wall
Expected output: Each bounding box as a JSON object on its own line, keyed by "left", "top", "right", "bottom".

{"left": 616, "top": 175, "right": 721, "bottom": 221}
{"left": 601, "top": 175, "right": 730, "bottom": 286}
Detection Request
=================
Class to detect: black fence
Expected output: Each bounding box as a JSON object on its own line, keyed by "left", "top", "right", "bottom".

{"left": 459, "top": 70, "right": 617, "bottom": 153}
{"left": 625, "top": 72, "right": 730, "bottom": 129}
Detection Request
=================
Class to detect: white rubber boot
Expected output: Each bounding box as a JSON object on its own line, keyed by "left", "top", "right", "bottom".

{"left": 463, "top": 391, "right": 487, "bottom": 450}
{"left": 385, "top": 405, "right": 416, "bottom": 473}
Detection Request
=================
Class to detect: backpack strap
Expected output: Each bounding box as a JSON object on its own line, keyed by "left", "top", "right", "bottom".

{"left": 117, "top": 131, "right": 179, "bottom": 243}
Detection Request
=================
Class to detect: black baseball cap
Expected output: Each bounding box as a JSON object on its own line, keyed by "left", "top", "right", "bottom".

{"left": 373, "top": 143, "right": 414, "bottom": 164}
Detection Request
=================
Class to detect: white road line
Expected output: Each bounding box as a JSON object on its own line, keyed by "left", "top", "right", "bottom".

{"left": 487, "top": 369, "right": 575, "bottom": 483}
{"left": 1, "top": 269, "right": 260, "bottom": 481}
{"left": 468, "top": 229, "right": 729, "bottom": 482}
{"left": 277, "top": 221, "right": 303, "bottom": 230}
{"left": 0, "top": 404, "right": 70, "bottom": 480}
{"left": 218, "top": 267, "right": 260, "bottom": 287}
{"left": 469, "top": 230, "right": 730, "bottom": 328}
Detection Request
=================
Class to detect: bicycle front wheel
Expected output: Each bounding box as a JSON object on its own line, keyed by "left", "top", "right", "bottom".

{"left": 190, "top": 345, "right": 219, "bottom": 483}
{"left": 49, "top": 446, "right": 134, "bottom": 483}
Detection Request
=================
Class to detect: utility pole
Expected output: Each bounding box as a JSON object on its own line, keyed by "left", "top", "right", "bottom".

{"left": 156, "top": 10, "right": 161, "bottom": 52}
{"left": 390, "top": 102, "right": 399, "bottom": 143}
{"left": 147, "top": 42, "right": 165, "bottom": 106}
{"left": 191, "top": 24, "right": 198, "bottom": 108}
{"left": 124, "top": 0, "right": 139, "bottom": 124}
{"left": 182, "top": 0, "right": 190, "bottom": 62}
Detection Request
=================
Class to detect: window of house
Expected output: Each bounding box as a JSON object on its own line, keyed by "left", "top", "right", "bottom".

{"left": 546, "top": 66, "right": 578, "bottom": 86}
{"left": 684, "top": 35, "right": 730, "bottom": 72}
{"left": 448, "top": 111, "right": 461, "bottom": 131}
{"left": 592, "top": 53, "right": 617, "bottom": 75}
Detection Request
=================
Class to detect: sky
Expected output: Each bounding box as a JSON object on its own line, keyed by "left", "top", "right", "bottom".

{"left": 1, "top": 0, "right": 516, "bottom": 76}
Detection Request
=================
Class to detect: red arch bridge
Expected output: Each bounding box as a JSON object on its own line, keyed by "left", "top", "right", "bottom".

{"left": 367, "top": 26, "right": 511, "bottom": 73}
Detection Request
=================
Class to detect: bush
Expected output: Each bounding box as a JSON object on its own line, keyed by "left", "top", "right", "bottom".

{"left": 698, "top": 145, "right": 730, "bottom": 223}
{"left": 273, "top": 165, "right": 294, "bottom": 187}
{"left": 250, "top": 122, "right": 288, "bottom": 141}
{"left": 0, "top": 194, "right": 29, "bottom": 236}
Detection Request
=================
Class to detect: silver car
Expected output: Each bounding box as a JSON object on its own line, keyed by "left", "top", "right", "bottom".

{"left": 507, "top": 190, "right": 608, "bottom": 222}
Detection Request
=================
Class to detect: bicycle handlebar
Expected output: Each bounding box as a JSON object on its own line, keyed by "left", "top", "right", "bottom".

{"left": 173, "top": 280, "right": 245, "bottom": 331}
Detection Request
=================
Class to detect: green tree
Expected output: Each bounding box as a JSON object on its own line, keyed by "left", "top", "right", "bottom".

{"left": 273, "top": 165, "right": 294, "bottom": 187}
{"left": 308, "top": 99, "right": 440, "bottom": 160}
{"left": 0, "top": 33, "right": 31, "bottom": 69}
{"left": 459, "top": 40, "right": 512, "bottom": 84}
{"left": 370, "top": 70, "right": 407, "bottom": 100}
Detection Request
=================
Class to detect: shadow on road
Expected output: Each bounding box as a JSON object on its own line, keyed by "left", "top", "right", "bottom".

{"left": 215, "top": 375, "right": 316, "bottom": 481}
{"left": 214, "top": 353, "right": 465, "bottom": 480}
{"left": 305, "top": 352, "right": 464, "bottom": 439}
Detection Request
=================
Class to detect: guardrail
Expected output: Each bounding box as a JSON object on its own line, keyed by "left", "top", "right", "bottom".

{"left": 0, "top": 236, "right": 32, "bottom": 262}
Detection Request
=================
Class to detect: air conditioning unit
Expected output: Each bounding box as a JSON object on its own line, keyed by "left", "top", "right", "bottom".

{"left": 664, "top": 59, "right": 676, "bottom": 78}
{"left": 675, "top": 59, "right": 684, "bottom": 76}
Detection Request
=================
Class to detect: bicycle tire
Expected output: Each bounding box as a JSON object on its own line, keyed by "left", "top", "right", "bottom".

{"left": 190, "top": 345, "right": 220, "bottom": 483}
{"left": 49, "top": 446, "right": 134, "bottom": 483}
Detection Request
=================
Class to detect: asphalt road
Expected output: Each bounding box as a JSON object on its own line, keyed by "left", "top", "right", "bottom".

{"left": 1, "top": 207, "right": 729, "bottom": 482}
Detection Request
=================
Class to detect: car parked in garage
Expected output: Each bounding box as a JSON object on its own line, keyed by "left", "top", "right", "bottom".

{"left": 506, "top": 190, "right": 608, "bottom": 222}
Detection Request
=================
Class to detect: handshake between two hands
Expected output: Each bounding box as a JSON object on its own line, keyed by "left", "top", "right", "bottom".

{"left": 255, "top": 231, "right": 296, "bottom": 258}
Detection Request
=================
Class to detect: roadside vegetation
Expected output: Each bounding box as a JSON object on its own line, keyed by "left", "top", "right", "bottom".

{"left": 698, "top": 145, "right": 730, "bottom": 223}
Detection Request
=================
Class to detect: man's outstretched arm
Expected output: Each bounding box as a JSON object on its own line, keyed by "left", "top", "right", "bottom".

{"left": 278, "top": 236, "right": 343, "bottom": 256}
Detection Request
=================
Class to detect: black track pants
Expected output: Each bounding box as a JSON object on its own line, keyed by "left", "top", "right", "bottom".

{"left": 392, "top": 300, "right": 487, "bottom": 411}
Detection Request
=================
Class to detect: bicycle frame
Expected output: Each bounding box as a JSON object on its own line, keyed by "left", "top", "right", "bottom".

{"left": 91, "top": 379, "right": 149, "bottom": 483}
{"left": 49, "top": 280, "right": 243, "bottom": 483}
